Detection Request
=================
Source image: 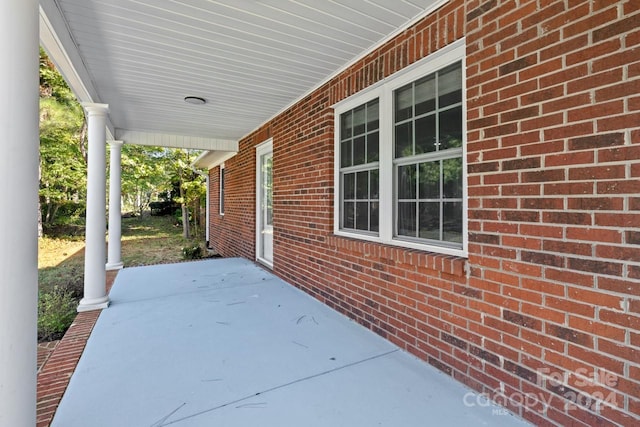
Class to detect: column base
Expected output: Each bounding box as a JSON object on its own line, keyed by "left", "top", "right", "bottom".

{"left": 106, "top": 261, "right": 124, "bottom": 271}
{"left": 77, "top": 296, "right": 110, "bottom": 312}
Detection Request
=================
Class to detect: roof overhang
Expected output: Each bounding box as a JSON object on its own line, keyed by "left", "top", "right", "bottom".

{"left": 116, "top": 130, "right": 237, "bottom": 152}
{"left": 192, "top": 149, "right": 237, "bottom": 170}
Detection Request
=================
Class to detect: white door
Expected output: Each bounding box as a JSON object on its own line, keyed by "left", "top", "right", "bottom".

{"left": 256, "top": 140, "right": 273, "bottom": 267}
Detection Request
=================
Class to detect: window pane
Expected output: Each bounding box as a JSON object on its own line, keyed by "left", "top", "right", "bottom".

{"left": 370, "top": 169, "right": 379, "bottom": 199}
{"left": 353, "top": 136, "right": 366, "bottom": 165}
{"left": 353, "top": 105, "right": 366, "bottom": 136}
{"left": 367, "top": 132, "right": 379, "bottom": 163}
{"left": 356, "top": 171, "right": 368, "bottom": 199}
{"left": 355, "top": 202, "right": 369, "bottom": 230}
{"left": 443, "top": 202, "right": 463, "bottom": 243}
{"left": 395, "top": 83, "right": 413, "bottom": 122}
{"left": 419, "top": 161, "right": 440, "bottom": 199}
{"left": 343, "top": 173, "right": 355, "bottom": 200}
{"left": 395, "top": 122, "right": 413, "bottom": 158}
{"left": 343, "top": 201, "right": 355, "bottom": 229}
{"left": 341, "top": 111, "right": 353, "bottom": 140}
{"left": 341, "top": 140, "right": 352, "bottom": 167}
{"left": 398, "top": 164, "right": 416, "bottom": 199}
{"left": 370, "top": 202, "right": 379, "bottom": 232}
{"left": 415, "top": 115, "right": 436, "bottom": 154}
{"left": 443, "top": 158, "right": 463, "bottom": 199}
{"left": 415, "top": 74, "right": 436, "bottom": 115}
{"left": 439, "top": 106, "right": 463, "bottom": 150}
{"left": 264, "top": 156, "right": 273, "bottom": 226}
{"left": 367, "top": 100, "right": 379, "bottom": 131}
{"left": 439, "top": 62, "right": 462, "bottom": 108}
{"left": 266, "top": 208, "right": 273, "bottom": 226}
{"left": 398, "top": 202, "right": 416, "bottom": 237}
{"left": 419, "top": 202, "right": 440, "bottom": 240}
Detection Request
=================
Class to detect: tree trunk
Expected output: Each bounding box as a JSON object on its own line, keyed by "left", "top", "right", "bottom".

{"left": 38, "top": 199, "right": 43, "bottom": 238}
{"left": 45, "top": 200, "right": 53, "bottom": 224}
{"left": 79, "top": 120, "right": 88, "bottom": 163}
{"left": 192, "top": 198, "right": 199, "bottom": 237}
{"left": 181, "top": 204, "right": 190, "bottom": 239}
{"left": 47, "top": 204, "right": 60, "bottom": 225}
{"left": 179, "top": 183, "right": 190, "bottom": 239}
{"left": 136, "top": 191, "right": 143, "bottom": 217}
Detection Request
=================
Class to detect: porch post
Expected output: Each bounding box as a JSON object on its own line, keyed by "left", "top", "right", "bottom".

{"left": 78, "top": 103, "right": 110, "bottom": 312}
{"left": 106, "top": 140, "right": 124, "bottom": 270}
{"left": 0, "top": 0, "right": 39, "bottom": 425}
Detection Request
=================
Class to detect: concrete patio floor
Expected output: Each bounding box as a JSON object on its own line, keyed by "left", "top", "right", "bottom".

{"left": 52, "top": 258, "right": 530, "bottom": 427}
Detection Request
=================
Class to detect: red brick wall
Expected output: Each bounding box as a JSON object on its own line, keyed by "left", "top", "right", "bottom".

{"left": 209, "top": 1, "right": 640, "bottom": 425}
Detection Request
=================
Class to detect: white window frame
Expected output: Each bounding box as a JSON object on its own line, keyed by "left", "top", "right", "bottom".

{"left": 333, "top": 39, "right": 467, "bottom": 257}
{"left": 219, "top": 163, "right": 225, "bottom": 216}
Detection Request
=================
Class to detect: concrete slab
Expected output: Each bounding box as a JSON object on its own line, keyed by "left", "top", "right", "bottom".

{"left": 52, "top": 258, "right": 530, "bottom": 427}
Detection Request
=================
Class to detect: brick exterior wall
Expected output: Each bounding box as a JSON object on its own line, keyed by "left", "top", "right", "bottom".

{"left": 208, "top": 1, "right": 640, "bottom": 425}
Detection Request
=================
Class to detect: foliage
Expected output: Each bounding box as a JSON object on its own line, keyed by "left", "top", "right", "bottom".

{"left": 175, "top": 208, "right": 191, "bottom": 225}
{"left": 40, "top": 48, "right": 77, "bottom": 105}
{"left": 119, "top": 146, "right": 206, "bottom": 239}
{"left": 121, "top": 144, "right": 172, "bottom": 215}
{"left": 38, "top": 286, "right": 78, "bottom": 341}
{"left": 38, "top": 236, "right": 84, "bottom": 342}
{"left": 164, "top": 149, "right": 206, "bottom": 238}
{"left": 182, "top": 244, "right": 203, "bottom": 260}
{"left": 39, "top": 48, "right": 87, "bottom": 225}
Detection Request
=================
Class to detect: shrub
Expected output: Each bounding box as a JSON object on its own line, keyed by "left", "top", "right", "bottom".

{"left": 38, "top": 286, "right": 77, "bottom": 341}
{"left": 182, "top": 244, "right": 202, "bottom": 260}
{"left": 174, "top": 208, "right": 193, "bottom": 226}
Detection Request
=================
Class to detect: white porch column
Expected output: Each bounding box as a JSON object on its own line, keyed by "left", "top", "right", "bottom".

{"left": 106, "top": 140, "right": 124, "bottom": 270}
{"left": 0, "top": 0, "right": 39, "bottom": 425}
{"left": 78, "top": 103, "right": 110, "bottom": 312}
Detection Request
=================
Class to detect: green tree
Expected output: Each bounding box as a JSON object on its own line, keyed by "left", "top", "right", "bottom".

{"left": 120, "top": 146, "right": 205, "bottom": 241}
{"left": 181, "top": 173, "right": 206, "bottom": 237}
{"left": 165, "top": 149, "right": 205, "bottom": 239}
{"left": 39, "top": 48, "right": 87, "bottom": 229}
{"left": 120, "top": 144, "right": 170, "bottom": 216}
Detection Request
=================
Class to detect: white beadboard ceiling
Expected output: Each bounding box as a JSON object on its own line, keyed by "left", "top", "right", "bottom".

{"left": 40, "top": 0, "right": 443, "bottom": 147}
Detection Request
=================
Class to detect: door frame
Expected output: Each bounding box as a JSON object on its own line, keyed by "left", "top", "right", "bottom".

{"left": 255, "top": 138, "right": 274, "bottom": 268}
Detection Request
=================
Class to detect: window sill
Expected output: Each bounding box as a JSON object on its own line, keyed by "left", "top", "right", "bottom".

{"left": 327, "top": 234, "right": 468, "bottom": 278}
{"left": 333, "top": 229, "right": 467, "bottom": 257}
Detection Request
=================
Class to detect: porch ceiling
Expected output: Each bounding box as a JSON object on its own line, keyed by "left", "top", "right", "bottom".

{"left": 39, "top": 0, "right": 443, "bottom": 146}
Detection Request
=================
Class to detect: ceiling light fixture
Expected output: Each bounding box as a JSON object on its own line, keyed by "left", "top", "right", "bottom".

{"left": 184, "top": 96, "right": 206, "bottom": 105}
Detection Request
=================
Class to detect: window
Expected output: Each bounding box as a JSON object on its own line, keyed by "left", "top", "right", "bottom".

{"left": 339, "top": 99, "right": 380, "bottom": 233}
{"left": 394, "top": 61, "right": 463, "bottom": 244}
{"left": 219, "top": 164, "right": 225, "bottom": 215}
{"left": 334, "top": 41, "right": 466, "bottom": 257}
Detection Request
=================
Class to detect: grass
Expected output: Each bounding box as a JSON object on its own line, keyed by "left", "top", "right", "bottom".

{"left": 120, "top": 215, "right": 204, "bottom": 266}
{"left": 37, "top": 214, "right": 207, "bottom": 340}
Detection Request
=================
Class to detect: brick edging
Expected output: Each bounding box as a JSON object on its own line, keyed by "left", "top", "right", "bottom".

{"left": 36, "top": 310, "right": 101, "bottom": 427}
{"left": 37, "top": 341, "right": 60, "bottom": 373}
